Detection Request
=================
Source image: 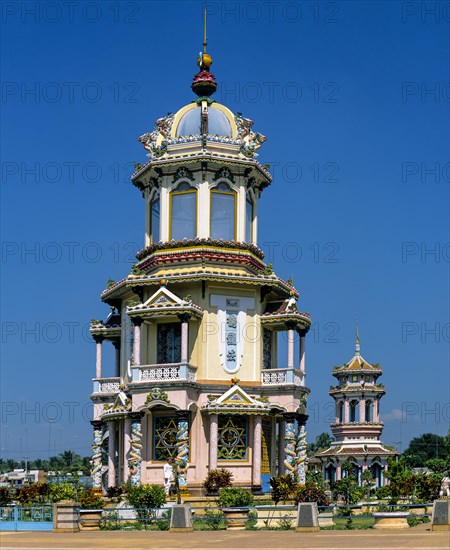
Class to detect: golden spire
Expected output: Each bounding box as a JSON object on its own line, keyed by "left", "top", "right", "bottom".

{"left": 197, "top": 4, "right": 212, "bottom": 71}
{"left": 203, "top": 5, "right": 207, "bottom": 54}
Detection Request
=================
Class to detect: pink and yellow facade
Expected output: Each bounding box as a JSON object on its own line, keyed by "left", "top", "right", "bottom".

{"left": 89, "top": 48, "right": 311, "bottom": 494}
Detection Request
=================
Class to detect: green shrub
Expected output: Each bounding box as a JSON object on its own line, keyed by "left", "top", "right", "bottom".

{"left": 106, "top": 486, "right": 125, "bottom": 499}
{"left": 294, "top": 481, "right": 330, "bottom": 507}
{"left": 203, "top": 505, "right": 224, "bottom": 530}
{"left": 217, "top": 487, "right": 254, "bottom": 508}
{"left": 203, "top": 469, "right": 233, "bottom": 495}
{"left": 100, "top": 510, "right": 121, "bottom": 530}
{"left": 49, "top": 482, "right": 77, "bottom": 503}
{"left": 125, "top": 484, "right": 167, "bottom": 527}
{"left": 79, "top": 489, "right": 104, "bottom": 509}
{"left": 269, "top": 474, "right": 299, "bottom": 504}
{"left": 0, "top": 486, "right": 12, "bottom": 506}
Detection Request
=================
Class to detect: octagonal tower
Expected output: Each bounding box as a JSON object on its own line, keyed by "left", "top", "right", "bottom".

{"left": 89, "top": 44, "right": 311, "bottom": 494}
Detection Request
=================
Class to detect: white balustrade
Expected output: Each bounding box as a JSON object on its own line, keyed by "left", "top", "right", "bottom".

{"left": 261, "top": 368, "right": 303, "bottom": 386}
{"left": 134, "top": 363, "right": 197, "bottom": 383}
{"left": 93, "top": 377, "right": 120, "bottom": 394}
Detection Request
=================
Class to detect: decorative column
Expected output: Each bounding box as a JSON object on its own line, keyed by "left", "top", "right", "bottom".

{"left": 113, "top": 342, "right": 120, "bottom": 377}
{"left": 344, "top": 399, "right": 349, "bottom": 423}
{"left": 270, "top": 416, "right": 277, "bottom": 476}
{"left": 283, "top": 413, "right": 297, "bottom": 475}
{"left": 123, "top": 417, "right": 131, "bottom": 483}
{"left": 295, "top": 413, "right": 308, "bottom": 484}
{"left": 252, "top": 415, "right": 262, "bottom": 493}
{"left": 175, "top": 410, "right": 190, "bottom": 488}
{"left": 278, "top": 417, "right": 286, "bottom": 475}
{"left": 107, "top": 420, "right": 116, "bottom": 488}
{"left": 286, "top": 322, "right": 295, "bottom": 368}
{"left": 128, "top": 411, "right": 144, "bottom": 485}
{"left": 299, "top": 329, "right": 306, "bottom": 372}
{"left": 94, "top": 336, "right": 104, "bottom": 378}
{"left": 178, "top": 313, "right": 191, "bottom": 364}
{"left": 132, "top": 318, "right": 143, "bottom": 366}
{"left": 359, "top": 397, "right": 366, "bottom": 423}
{"left": 90, "top": 420, "right": 103, "bottom": 492}
{"left": 374, "top": 398, "right": 379, "bottom": 422}
{"left": 209, "top": 413, "right": 218, "bottom": 471}
{"left": 336, "top": 461, "right": 342, "bottom": 481}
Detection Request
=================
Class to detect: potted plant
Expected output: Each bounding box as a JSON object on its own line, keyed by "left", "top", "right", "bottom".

{"left": 217, "top": 487, "right": 254, "bottom": 530}
{"left": 78, "top": 489, "right": 104, "bottom": 530}
{"left": 203, "top": 468, "right": 233, "bottom": 496}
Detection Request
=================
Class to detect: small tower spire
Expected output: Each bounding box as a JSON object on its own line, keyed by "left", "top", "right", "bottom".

{"left": 355, "top": 318, "right": 360, "bottom": 356}
{"left": 192, "top": 4, "right": 217, "bottom": 97}
{"left": 203, "top": 5, "right": 207, "bottom": 54}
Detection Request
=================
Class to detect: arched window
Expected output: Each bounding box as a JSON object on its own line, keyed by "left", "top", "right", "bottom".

{"left": 365, "top": 400, "right": 373, "bottom": 422}
{"left": 210, "top": 182, "right": 236, "bottom": 240}
{"left": 149, "top": 195, "right": 160, "bottom": 243}
{"left": 349, "top": 400, "right": 358, "bottom": 422}
{"left": 245, "top": 196, "right": 254, "bottom": 242}
{"left": 337, "top": 401, "right": 344, "bottom": 423}
{"left": 170, "top": 182, "right": 197, "bottom": 240}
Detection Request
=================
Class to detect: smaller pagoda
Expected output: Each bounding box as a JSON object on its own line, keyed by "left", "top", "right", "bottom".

{"left": 316, "top": 332, "right": 398, "bottom": 487}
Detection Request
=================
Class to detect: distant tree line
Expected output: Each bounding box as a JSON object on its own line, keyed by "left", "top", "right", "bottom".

{"left": 0, "top": 451, "right": 90, "bottom": 475}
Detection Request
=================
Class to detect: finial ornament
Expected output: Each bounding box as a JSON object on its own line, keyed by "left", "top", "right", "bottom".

{"left": 192, "top": 4, "right": 216, "bottom": 96}
{"left": 355, "top": 318, "right": 360, "bottom": 355}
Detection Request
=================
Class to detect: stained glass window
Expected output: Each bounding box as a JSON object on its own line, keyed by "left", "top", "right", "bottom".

{"left": 157, "top": 323, "right": 181, "bottom": 364}
{"left": 153, "top": 415, "right": 178, "bottom": 461}
{"left": 218, "top": 415, "right": 248, "bottom": 460}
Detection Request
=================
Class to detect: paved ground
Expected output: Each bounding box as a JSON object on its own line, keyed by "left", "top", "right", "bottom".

{"left": 1, "top": 524, "right": 449, "bottom": 550}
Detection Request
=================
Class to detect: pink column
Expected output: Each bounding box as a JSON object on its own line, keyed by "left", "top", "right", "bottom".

{"left": 178, "top": 313, "right": 190, "bottom": 363}
{"left": 209, "top": 414, "right": 218, "bottom": 471}
{"left": 336, "top": 462, "right": 342, "bottom": 481}
{"left": 286, "top": 323, "right": 295, "bottom": 368}
{"left": 107, "top": 420, "right": 116, "bottom": 488}
{"left": 359, "top": 397, "right": 366, "bottom": 423}
{"left": 344, "top": 399, "right": 349, "bottom": 423}
{"left": 252, "top": 416, "right": 262, "bottom": 489}
{"left": 374, "top": 399, "right": 379, "bottom": 422}
{"left": 94, "top": 336, "right": 103, "bottom": 378}
{"left": 278, "top": 417, "right": 286, "bottom": 475}
{"left": 299, "top": 330, "right": 306, "bottom": 372}
{"left": 113, "top": 342, "right": 120, "bottom": 377}
{"left": 132, "top": 318, "right": 142, "bottom": 366}
{"left": 123, "top": 417, "right": 131, "bottom": 483}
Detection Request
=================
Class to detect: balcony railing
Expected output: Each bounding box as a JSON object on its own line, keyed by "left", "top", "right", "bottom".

{"left": 131, "top": 363, "right": 197, "bottom": 384}
{"left": 92, "top": 377, "right": 120, "bottom": 394}
{"left": 261, "top": 368, "right": 304, "bottom": 386}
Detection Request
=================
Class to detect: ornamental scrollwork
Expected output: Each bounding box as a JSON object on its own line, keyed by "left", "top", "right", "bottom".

{"left": 146, "top": 387, "right": 170, "bottom": 404}
{"left": 213, "top": 166, "right": 235, "bottom": 183}
{"left": 172, "top": 166, "right": 195, "bottom": 184}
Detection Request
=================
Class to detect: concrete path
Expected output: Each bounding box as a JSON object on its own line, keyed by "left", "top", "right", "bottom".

{"left": 1, "top": 524, "right": 449, "bottom": 550}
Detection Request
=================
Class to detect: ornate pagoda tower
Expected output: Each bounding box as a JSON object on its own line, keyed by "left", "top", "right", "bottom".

{"left": 88, "top": 36, "right": 311, "bottom": 495}
{"left": 316, "top": 332, "right": 398, "bottom": 487}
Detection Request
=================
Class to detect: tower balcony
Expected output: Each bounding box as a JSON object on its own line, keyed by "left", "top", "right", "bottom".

{"left": 130, "top": 363, "right": 197, "bottom": 384}
{"left": 261, "top": 367, "right": 304, "bottom": 386}
{"left": 92, "top": 377, "right": 121, "bottom": 395}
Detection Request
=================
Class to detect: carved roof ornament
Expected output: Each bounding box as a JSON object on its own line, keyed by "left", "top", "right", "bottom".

{"left": 213, "top": 166, "right": 235, "bottom": 183}
{"left": 172, "top": 166, "right": 195, "bottom": 184}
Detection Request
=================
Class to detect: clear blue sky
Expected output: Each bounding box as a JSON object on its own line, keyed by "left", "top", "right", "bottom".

{"left": 1, "top": 1, "right": 449, "bottom": 461}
